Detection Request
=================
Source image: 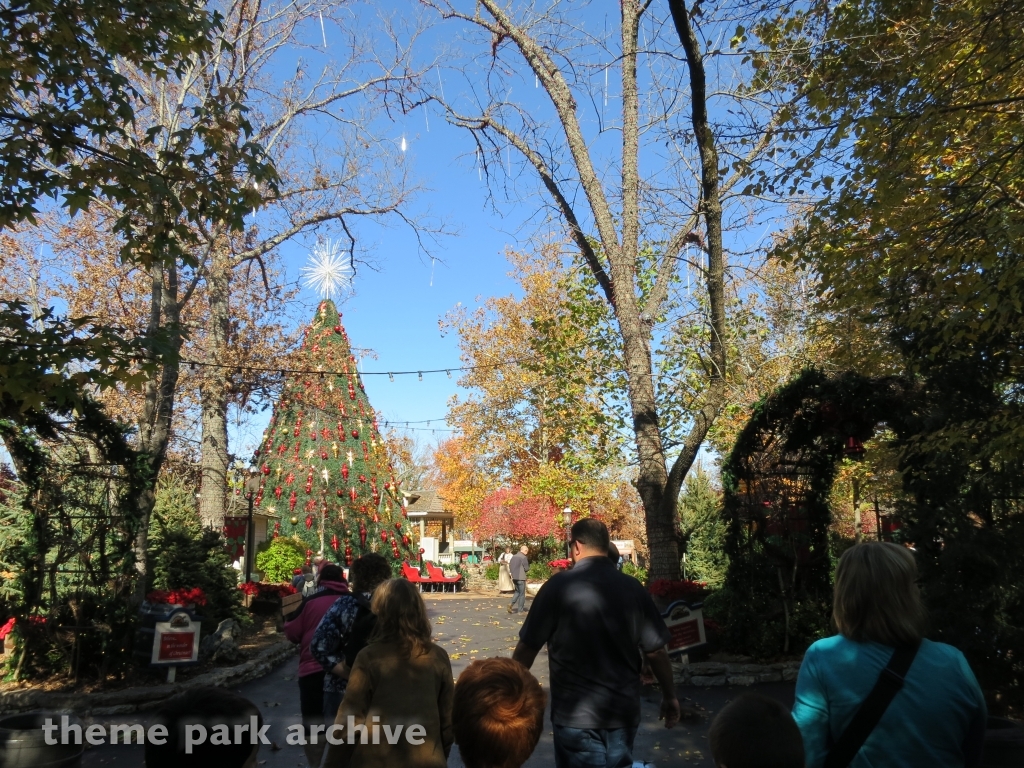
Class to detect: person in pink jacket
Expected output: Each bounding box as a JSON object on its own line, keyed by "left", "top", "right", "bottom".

{"left": 285, "top": 562, "right": 348, "bottom": 767}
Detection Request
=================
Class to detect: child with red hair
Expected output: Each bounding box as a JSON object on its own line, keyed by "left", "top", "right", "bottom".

{"left": 453, "top": 658, "right": 547, "bottom": 768}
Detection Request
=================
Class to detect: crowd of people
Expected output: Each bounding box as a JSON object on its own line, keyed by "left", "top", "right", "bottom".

{"left": 143, "top": 527, "right": 988, "bottom": 768}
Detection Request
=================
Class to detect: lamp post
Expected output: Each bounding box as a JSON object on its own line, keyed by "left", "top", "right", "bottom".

{"left": 563, "top": 507, "right": 572, "bottom": 559}
{"left": 243, "top": 468, "right": 261, "bottom": 583}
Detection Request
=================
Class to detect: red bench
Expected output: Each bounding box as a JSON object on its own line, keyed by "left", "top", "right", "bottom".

{"left": 425, "top": 562, "right": 462, "bottom": 593}
{"left": 401, "top": 561, "right": 462, "bottom": 592}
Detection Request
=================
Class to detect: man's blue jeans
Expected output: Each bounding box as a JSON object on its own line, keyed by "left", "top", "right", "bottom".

{"left": 552, "top": 725, "right": 638, "bottom": 768}
{"left": 510, "top": 579, "right": 527, "bottom": 612}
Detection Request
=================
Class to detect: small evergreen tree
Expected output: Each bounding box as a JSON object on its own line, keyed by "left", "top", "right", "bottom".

{"left": 679, "top": 468, "right": 728, "bottom": 587}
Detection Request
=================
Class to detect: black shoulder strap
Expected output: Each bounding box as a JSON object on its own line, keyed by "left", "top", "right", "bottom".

{"left": 823, "top": 643, "right": 920, "bottom": 768}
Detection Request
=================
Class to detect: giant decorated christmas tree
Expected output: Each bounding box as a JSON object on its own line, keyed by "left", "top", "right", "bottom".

{"left": 252, "top": 299, "right": 413, "bottom": 570}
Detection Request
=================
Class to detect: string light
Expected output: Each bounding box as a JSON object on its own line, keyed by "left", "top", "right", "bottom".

{"left": 418, "top": 371, "right": 423, "bottom": 381}
{"left": 388, "top": 373, "right": 394, "bottom": 382}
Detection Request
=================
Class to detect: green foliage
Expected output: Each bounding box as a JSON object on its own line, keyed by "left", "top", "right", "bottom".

{"left": 255, "top": 536, "right": 307, "bottom": 583}
{"left": 679, "top": 468, "right": 728, "bottom": 588}
{"left": 148, "top": 529, "right": 245, "bottom": 630}
{"left": 484, "top": 563, "right": 500, "bottom": 581}
{"left": 621, "top": 561, "right": 647, "bottom": 583}
{"left": 150, "top": 475, "right": 202, "bottom": 540}
{"left": 0, "top": 0, "right": 276, "bottom": 264}
{"left": 0, "top": 375, "right": 150, "bottom": 680}
{"left": 527, "top": 561, "right": 552, "bottom": 581}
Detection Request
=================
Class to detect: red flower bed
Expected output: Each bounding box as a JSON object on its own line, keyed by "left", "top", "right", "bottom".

{"left": 648, "top": 579, "right": 708, "bottom": 603}
{"left": 548, "top": 559, "right": 572, "bottom": 569}
{"left": 146, "top": 587, "right": 208, "bottom": 607}
{"left": 239, "top": 582, "right": 297, "bottom": 599}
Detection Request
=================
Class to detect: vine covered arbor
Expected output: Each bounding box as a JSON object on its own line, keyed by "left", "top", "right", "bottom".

{"left": 714, "top": 370, "right": 911, "bottom": 655}
{"left": 714, "top": 367, "right": 1024, "bottom": 712}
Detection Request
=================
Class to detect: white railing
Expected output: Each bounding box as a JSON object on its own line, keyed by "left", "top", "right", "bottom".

{"left": 437, "top": 552, "right": 456, "bottom": 565}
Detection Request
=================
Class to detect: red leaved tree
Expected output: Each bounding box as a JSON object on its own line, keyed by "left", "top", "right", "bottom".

{"left": 475, "top": 487, "right": 561, "bottom": 542}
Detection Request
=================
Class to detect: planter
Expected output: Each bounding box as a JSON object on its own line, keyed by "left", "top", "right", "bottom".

{"left": 0, "top": 713, "right": 84, "bottom": 767}
{"left": 248, "top": 596, "right": 282, "bottom": 617}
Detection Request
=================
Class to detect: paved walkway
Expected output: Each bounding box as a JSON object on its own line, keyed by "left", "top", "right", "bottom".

{"left": 82, "top": 597, "right": 794, "bottom": 767}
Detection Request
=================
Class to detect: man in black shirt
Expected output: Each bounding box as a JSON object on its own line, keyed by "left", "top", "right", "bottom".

{"left": 513, "top": 519, "right": 679, "bottom": 768}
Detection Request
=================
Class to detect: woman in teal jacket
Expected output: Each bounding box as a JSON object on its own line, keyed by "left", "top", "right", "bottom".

{"left": 792, "top": 542, "right": 986, "bottom": 768}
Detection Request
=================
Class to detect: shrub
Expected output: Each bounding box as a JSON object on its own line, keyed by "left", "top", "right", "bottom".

{"left": 527, "top": 561, "right": 552, "bottom": 581}
{"left": 148, "top": 529, "right": 246, "bottom": 631}
{"left": 484, "top": 563, "right": 499, "bottom": 580}
{"left": 622, "top": 561, "right": 647, "bottom": 583}
{"left": 255, "top": 536, "right": 307, "bottom": 582}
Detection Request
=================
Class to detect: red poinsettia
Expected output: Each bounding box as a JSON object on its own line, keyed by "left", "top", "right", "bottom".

{"left": 648, "top": 579, "right": 708, "bottom": 603}
{"left": 548, "top": 559, "right": 572, "bottom": 569}
{"left": 238, "top": 582, "right": 297, "bottom": 599}
{"left": 146, "top": 587, "right": 208, "bottom": 607}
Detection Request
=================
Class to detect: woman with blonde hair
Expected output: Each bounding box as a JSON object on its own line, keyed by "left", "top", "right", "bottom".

{"left": 322, "top": 577, "right": 453, "bottom": 768}
{"left": 792, "top": 542, "right": 986, "bottom": 768}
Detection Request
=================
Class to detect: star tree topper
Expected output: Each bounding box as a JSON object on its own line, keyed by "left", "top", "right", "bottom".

{"left": 301, "top": 239, "right": 353, "bottom": 300}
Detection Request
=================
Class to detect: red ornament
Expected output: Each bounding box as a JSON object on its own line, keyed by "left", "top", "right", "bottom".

{"left": 372, "top": 512, "right": 379, "bottom": 523}
{"left": 351, "top": 429, "right": 359, "bottom": 439}
{"left": 349, "top": 487, "right": 358, "bottom": 502}
{"left": 289, "top": 491, "right": 297, "bottom": 511}
{"left": 337, "top": 422, "right": 346, "bottom": 441}
{"left": 334, "top": 325, "right": 342, "bottom": 334}
{"left": 341, "top": 465, "right": 349, "bottom": 480}
{"left": 261, "top": 465, "right": 270, "bottom": 475}
{"left": 285, "top": 472, "right": 295, "bottom": 485}
{"left": 345, "top": 544, "right": 353, "bottom": 565}
{"left": 274, "top": 486, "right": 283, "bottom": 499}
{"left": 331, "top": 534, "right": 340, "bottom": 550}
{"left": 394, "top": 522, "right": 402, "bottom": 530}
{"left": 358, "top": 474, "right": 367, "bottom": 484}
{"left": 305, "top": 514, "right": 314, "bottom": 529}
{"left": 320, "top": 451, "right": 328, "bottom": 460}
{"left": 337, "top": 488, "right": 344, "bottom": 497}
{"left": 273, "top": 521, "right": 281, "bottom": 537}
{"left": 277, "top": 444, "right": 287, "bottom": 455}
{"left": 359, "top": 523, "right": 367, "bottom": 547}
{"left": 380, "top": 531, "right": 388, "bottom": 543}
{"left": 321, "top": 427, "right": 330, "bottom": 440}
{"left": 402, "top": 535, "right": 410, "bottom": 547}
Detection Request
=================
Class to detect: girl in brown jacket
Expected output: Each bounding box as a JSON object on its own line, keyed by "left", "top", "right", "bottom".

{"left": 322, "top": 578, "right": 454, "bottom": 768}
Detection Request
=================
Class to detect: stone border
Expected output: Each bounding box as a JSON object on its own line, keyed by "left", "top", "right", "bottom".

{"left": 0, "top": 640, "right": 297, "bottom": 716}
{"left": 673, "top": 659, "right": 801, "bottom": 687}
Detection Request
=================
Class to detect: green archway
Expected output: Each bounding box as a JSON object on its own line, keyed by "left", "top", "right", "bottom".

{"left": 714, "top": 369, "right": 912, "bottom": 655}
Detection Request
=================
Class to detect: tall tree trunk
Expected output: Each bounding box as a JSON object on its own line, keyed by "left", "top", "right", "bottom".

{"left": 130, "top": 259, "right": 182, "bottom": 608}
{"left": 617, "top": 0, "right": 681, "bottom": 579}
{"left": 199, "top": 245, "right": 232, "bottom": 528}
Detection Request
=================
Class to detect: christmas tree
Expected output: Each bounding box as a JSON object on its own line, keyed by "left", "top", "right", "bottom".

{"left": 252, "top": 299, "right": 413, "bottom": 571}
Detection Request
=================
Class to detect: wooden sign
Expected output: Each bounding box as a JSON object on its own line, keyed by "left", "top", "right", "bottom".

{"left": 151, "top": 611, "right": 200, "bottom": 665}
{"left": 662, "top": 600, "right": 707, "bottom": 656}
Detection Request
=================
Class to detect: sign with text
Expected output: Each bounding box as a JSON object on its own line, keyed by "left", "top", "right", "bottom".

{"left": 662, "top": 600, "right": 707, "bottom": 656}
{"left": 151, "top": 611, "right": 200, "bottom": 664}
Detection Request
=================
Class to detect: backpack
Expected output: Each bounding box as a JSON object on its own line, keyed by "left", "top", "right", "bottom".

{"left": 343, "top": 593, "right": 377, "bottom": 668}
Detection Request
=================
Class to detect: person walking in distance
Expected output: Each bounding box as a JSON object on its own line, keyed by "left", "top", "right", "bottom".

{"left": 513, "top": 519, "right": 680, "bottom": 768}
{"left": 508, "top": 546, "right": 530, "bottom": 614}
